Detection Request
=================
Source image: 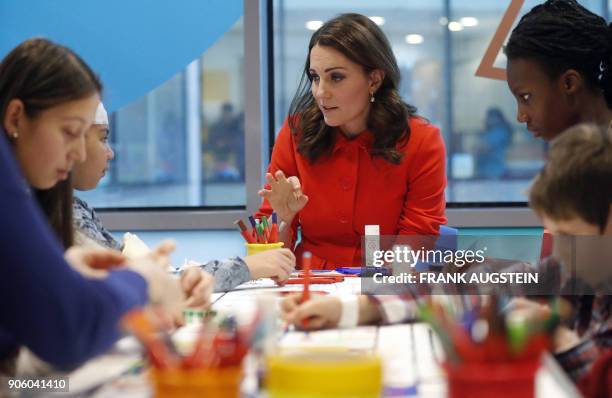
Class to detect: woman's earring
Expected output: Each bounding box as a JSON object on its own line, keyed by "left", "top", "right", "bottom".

{"left": 11, "top": 130, "right": 18, "bottom": 139}
{"left": 369, "top": 92, "right": 375, "bottom": 103}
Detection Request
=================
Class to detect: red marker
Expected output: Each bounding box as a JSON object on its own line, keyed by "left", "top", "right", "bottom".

{"left": 122, "top": 310, "right": 177, "bottom": 369}
{"left": 294, "top": 274, "right": 344, "bottom": 282}
{"left": 298, "top": 252, "right": 314, "bottom": 329}
{"left": 286, "top": 277, "right": 338, "bottom": 285}
{"left": 269, "top": 213, "right": 279, "bottom": 242}
{"left": 234, "top": 220, "right": 255, "bottom": 243}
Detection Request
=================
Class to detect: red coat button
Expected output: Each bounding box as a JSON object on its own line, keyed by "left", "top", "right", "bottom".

{"left": 339, "top": 177, "right": 353, "bottom": 190}
{"left": 339, "top": 212, "right": 349, "bottom": 224}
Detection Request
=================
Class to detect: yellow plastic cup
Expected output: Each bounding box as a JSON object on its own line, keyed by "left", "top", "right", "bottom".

{"left": 245, "top": 242, "right": 284, "bottom": 256}
{"left": 150, "top": 366, "right": 242, "bottom": 398}
{"left": 266, "top": 348, "right": 382, "bottom": 398}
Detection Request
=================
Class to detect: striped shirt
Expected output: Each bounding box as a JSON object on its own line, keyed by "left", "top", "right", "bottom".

{"left": 72, "top": 197, "right": 251, "bottom": 292}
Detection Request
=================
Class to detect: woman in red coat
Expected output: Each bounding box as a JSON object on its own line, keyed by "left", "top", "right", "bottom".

{"left": 258, "top": 13, "right": 447, "bottom": 269}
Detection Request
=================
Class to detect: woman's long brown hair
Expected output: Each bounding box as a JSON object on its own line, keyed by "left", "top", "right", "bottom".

{"left": 34, "top": 179, "right": 74, "bottom": 248}
{"left": 0, "top": 38, "right": 102, "bottom": 248}
{"left": 288, "top": 13, "right": 417, "bottom": 164}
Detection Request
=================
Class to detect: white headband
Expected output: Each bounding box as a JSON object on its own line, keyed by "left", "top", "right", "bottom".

{"left": 94, "top": 102, "right": 108, "bottom": 126}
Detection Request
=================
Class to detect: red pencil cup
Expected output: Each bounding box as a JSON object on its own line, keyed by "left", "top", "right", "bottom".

{"left": 150, "top": 366, "right": 242, "bottom": 398}
{"left": 444, "top": 355, "right": 542, "bottom": 398}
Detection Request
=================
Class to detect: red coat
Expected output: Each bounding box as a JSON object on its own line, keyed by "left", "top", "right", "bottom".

{"left": 578, "top": 349, "right": 612, "bottom": 398}
{"left": 257, "top": 117, "right": 447, "bottom": 269}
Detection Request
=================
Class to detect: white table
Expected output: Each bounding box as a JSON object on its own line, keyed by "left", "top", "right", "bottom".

{"left": 56, "top": 278, "right": 581, "bottom": 397}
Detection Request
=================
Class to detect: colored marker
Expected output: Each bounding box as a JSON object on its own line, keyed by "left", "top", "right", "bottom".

{"left": 262, "top": 216, "right": 270, "bottom": 242}
{"left": 301, "top": 252, "right": 312, "bottom": 303}
{"left": 269, "top": 213, "right": 279, "bottom": 242}
{"left": 234, "top": 219, "right": 255, "bottom": 243}
{"left": 122, "top": 310, "right": 177, "bottom": 369}
{"left": 256, "top": 223, "right": 266, "bottom": 243}
{"left": 248, "top": 215, "right": 257, "bottom": 241}
{"left": 285, "top": 277, "right": 338, "bottom": 285}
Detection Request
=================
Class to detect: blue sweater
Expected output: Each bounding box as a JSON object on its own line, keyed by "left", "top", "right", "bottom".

{"left": 0, "top": 134, "right": 148, "bottom": 370}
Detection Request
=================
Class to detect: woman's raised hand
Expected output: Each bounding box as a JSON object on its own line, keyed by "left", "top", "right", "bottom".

{"left": 258, "top": 170, "right": 308, "bottom": 223}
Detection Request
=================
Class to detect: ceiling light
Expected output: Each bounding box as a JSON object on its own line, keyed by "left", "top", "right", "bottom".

{"left": 306, "top": 20, "right": 323, "bottom": 31}
{"left": 460, "top": 17, "right": 478, "bottom": 27}
{"left": 369, "top": 16, "right": 386, "bottom": 26}
{"left": 405, "top": 34, "right": 424, "bottom": 44}
{"left": 448, "top": 21, "right": 464, "bottom": 32}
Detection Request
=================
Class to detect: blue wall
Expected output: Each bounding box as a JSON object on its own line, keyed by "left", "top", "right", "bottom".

{"left": 0, "top": 0, "right": 242, "bottom": 112}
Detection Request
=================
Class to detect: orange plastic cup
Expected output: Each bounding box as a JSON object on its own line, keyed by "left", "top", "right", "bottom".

{"left": 150, "top": 366, "right": 242, "bottom": 398}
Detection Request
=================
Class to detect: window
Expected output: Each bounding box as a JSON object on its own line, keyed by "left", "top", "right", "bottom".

{"left": 271, "top": 0, "right": 608, "bottom": 204}
{"left": 79, "top": 19, "right": 247, "bottom": 209}
{"left": 447, "top": 0, "right": 603, "bottom": 203}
